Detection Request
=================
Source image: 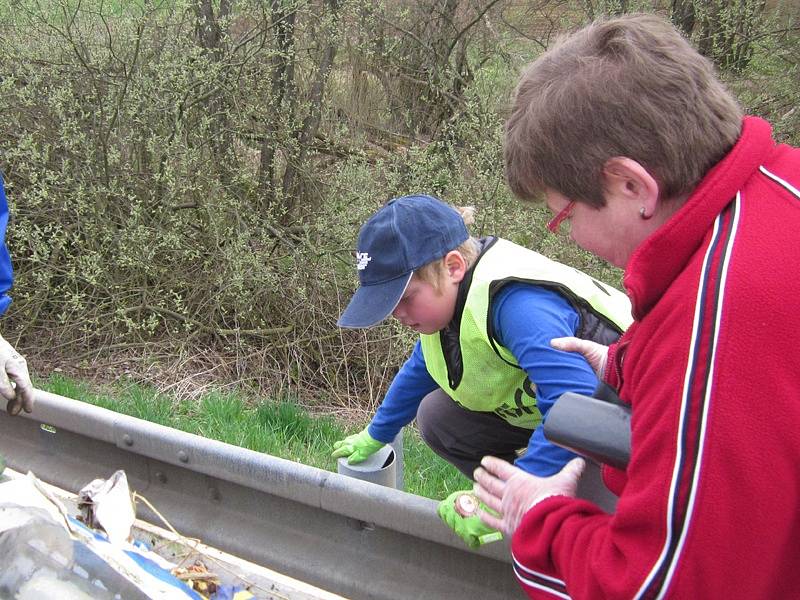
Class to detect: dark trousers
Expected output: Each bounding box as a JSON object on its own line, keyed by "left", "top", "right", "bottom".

{"left": 416, "top": 388, "right": 532, "bottom": 480}
{"left": 417, "top": 389, "right": 620, "bottom": 511}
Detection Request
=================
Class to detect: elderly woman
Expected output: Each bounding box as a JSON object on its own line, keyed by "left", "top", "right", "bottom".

{"left": 474, "top": 13, "right": 800, "bottom": 600}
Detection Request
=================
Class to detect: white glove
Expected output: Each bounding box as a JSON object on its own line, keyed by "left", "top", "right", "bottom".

{"left": 0, "top": 335, "right": 34, "bottom": 415}
{"left": 550, "top": 336, "right": 609, "bottom": 378}
{"left": 473, "top": 456, "right": 585, "bottom": 537}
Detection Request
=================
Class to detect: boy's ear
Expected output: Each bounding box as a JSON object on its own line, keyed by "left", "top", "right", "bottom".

{"left": 443, "top": 250, "right": 467, "bottom": 283}
{"left": 601, "top": 157, "right": 660, "bottom": 216}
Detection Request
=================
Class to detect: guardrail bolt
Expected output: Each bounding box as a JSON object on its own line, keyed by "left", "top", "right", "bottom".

{"left": 155, "top": 471, "right": 167, "bottom": 484}
{"left": 178, "top": 450, "right": 189, "bottom": 463}
{"left": 347, "top": 518, "right": 375, "bottom": 532}
{"left": 123, "top": 434, "right": 133, "bottom": 447}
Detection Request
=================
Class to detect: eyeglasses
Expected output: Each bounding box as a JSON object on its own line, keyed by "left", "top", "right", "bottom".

{"left": 547, "top": 201, "right": 575, "bottom": 234}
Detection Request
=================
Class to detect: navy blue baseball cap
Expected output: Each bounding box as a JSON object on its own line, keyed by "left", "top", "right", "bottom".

{"left": 337, "top": 195, "right": 469, "bottom": 328}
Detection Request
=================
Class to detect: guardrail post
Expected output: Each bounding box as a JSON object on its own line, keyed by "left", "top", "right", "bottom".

{"left": 390, "top": 430, "right": 403, "bottom": 490}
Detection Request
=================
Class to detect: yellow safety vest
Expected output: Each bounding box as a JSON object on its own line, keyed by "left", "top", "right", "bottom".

{"left": 420, "top": 238, "right": 632, "bottom": 428}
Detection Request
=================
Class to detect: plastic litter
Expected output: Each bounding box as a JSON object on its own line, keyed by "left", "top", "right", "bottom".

{"left": 78, "top": 470, "right": 136, "bottom": 546}
{"left": 0, "top": 471, "right": 200, "bottom": 599}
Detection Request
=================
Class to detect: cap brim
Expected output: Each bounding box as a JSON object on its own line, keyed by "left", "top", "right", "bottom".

{"left": 337, "top": 273, "right": 412, "bottom": 329}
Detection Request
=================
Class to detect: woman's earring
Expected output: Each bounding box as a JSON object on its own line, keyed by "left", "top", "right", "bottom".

{"left": 639, "top": 206, "right": 651, "bottom": 219}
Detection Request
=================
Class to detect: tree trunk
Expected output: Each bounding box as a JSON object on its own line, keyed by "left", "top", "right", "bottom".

{"left": 258, "top": 0, "right": 297, "bottom": 208}
{"left": 193, "top": 0, "right": 234, "bottom": 182}
{"left": 280, "top": 0, "right": 341, "bottom": 221}
{"left": 671, "top": 0, "right": 696, "bottom": 36}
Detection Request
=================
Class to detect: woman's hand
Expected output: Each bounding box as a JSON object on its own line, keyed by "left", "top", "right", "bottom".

{"left": 473, "top": 456, "right": 585, "bottom": 536}
{"left": 550, "top": 336, "right": 609, "bottom": 378}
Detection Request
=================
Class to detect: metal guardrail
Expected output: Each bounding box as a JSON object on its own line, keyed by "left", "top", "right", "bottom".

{"left": 0, "top": 390, "right": 526, "bottom": 600}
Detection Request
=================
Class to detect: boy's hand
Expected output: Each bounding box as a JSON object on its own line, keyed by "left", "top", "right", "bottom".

{"left": 437, "top": 490, "right": 503, "bottom": 548}
{"left": 0, "top": 335, "right": 34, "bottom": 415}
{"left": 331, "top": 428, "right": 384, "bottom": 464}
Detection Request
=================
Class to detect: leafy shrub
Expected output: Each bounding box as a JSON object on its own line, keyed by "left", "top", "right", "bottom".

{"left": 0, "top": 0, "right": 795, "bottom": 412}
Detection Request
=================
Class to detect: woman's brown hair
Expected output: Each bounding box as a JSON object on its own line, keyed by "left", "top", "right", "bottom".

{"left": 505, "top": 13, "right": 743, "bottom": 207}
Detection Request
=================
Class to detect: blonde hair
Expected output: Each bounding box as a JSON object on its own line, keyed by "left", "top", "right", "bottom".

{"left": 414, "top": 206, "right": 480, "bottom": 292}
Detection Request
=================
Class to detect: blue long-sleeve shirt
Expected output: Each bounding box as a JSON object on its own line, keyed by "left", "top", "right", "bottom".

{"left": 0, "top": 174, "right": 14, "bottom": 315}
{"left": 367, "top": 282, "right": 599, "bottom": 476}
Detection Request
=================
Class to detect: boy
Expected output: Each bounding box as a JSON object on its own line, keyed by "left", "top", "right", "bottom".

{"left": 333, "top": 194, "right": 631, "bottom": 547}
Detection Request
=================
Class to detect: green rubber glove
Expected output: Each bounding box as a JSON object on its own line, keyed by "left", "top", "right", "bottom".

{"left": 437, "top": 490, "right": 504, "bottom": 549}
{"left": 331, "top": 428, "right": 384, "bottom": 464}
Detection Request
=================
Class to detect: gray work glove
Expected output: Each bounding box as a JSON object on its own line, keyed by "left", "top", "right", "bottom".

{"left": 0, "top": 335, "right": 34, "bottom": 415}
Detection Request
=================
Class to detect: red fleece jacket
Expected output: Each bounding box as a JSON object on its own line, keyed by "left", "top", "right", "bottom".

{"left": 511, "top": 117, "right": 800, "bottom": 599}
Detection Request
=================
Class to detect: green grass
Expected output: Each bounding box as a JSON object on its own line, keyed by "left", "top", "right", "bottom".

{"left": 38, "top": 374, "right": 471, "bottom": 499}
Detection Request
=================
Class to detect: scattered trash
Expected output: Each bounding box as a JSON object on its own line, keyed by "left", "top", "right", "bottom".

{"left": 0, "top": 504, "right": 108, "bottom": 599}
{"left": 0, "top": 471, "right": 211, "bottom": 599}
{"left": 174, "top": 561, "right": 220, "bottom": 593}
{"left": 212, "top": 585, "right": 257, "bottom": 600}
{"left": 78, "top": 470, "right": 136, "bottom": 546}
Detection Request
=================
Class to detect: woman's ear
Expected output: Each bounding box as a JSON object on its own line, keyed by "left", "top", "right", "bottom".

{"left": 602, "top": 157, "right": 660, "bottom": 217}
{"left": 443, "top": 250, "right": 467, "bottom": 283}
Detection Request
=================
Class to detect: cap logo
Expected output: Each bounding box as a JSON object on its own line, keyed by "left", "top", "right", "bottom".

{"left": 356, "top": 252, "right": 372, "bottom": 270}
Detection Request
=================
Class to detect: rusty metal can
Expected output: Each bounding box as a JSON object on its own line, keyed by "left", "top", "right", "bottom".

{"left": 454, "top": 492, "right": 479, "bottom": 517}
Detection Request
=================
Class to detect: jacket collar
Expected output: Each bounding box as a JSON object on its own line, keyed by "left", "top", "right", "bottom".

{"left": 623, "top": 117, "right": 774, "bottom": 319}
